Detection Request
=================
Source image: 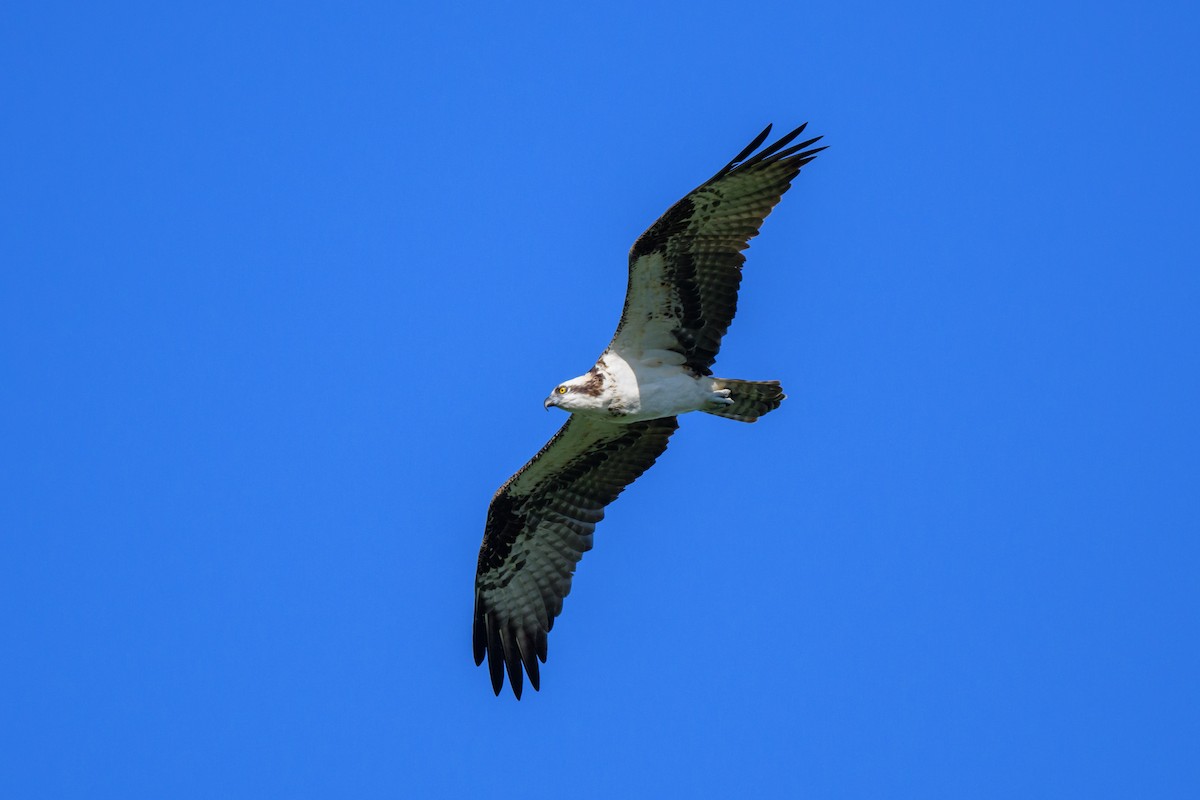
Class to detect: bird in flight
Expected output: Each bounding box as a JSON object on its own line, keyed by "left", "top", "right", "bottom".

{"left": 473, "top": 123, "right": 825, "bottom": 698}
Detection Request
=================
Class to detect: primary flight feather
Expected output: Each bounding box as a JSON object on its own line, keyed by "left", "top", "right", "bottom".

{"left": 473, "top": 123, "right": 825, "bottom": 698}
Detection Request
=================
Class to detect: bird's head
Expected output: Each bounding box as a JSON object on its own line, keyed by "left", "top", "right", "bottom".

{"left": 544, "top": 368, "right": 607, "bottom": 413}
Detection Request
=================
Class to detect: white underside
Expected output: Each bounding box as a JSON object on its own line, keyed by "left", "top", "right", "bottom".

{"left": 586, "top": 351, "right": 722, "bottom": 422}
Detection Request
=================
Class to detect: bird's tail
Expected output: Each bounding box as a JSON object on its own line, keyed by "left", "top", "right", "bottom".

{"left": 704, "top": 379, "right": 786, "bottom": 423}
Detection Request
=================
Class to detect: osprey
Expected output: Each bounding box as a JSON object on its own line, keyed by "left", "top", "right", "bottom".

{"left": 474, "top": 123, "right": 824, "bottom": 698}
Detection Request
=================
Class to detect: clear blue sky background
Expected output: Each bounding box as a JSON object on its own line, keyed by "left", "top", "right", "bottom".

{"left": 2, "top": 1, "right": 1197, "bottom": 797}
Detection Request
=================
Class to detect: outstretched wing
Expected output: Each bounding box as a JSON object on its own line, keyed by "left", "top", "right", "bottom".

{"left": 610, "top": 123, "right": 825, "bottom": 374}
{"left": 474, "top": 415, "right": 679, "bottom": 698}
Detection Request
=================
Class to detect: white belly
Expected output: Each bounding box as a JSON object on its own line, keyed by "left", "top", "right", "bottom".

{"left": 600, "top": 352, "right": 711, "bottom": 422}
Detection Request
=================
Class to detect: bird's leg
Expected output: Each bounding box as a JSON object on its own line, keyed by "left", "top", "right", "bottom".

{"left": 705, "top": 388, "right": 734, "bottom": 409}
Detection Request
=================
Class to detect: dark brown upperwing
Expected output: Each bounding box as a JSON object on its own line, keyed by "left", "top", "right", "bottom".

{"left": 615, "top": 123, "right": 825, "bottom": 374}
{"left": 473, "top": 415, "right": 679, "bottom": 698}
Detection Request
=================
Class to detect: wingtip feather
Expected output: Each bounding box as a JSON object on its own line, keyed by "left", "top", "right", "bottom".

{"left": 499, "top": 626, "right": 524, "bottom": 699}
{"left": 715, "top": 123, "right": 774, "bottom": 177}
{"left": 707, "top": 122, "right": 823, "bottom": 185}
{"left": 485, "top": 613, "right": 505, "bottom": 695}
{"left": 749, "top": 122, "right": 810, "bottom": 163}
{"left": 472, "top": 593, "right": 487, "bottom": 666}
{"left": 516, "top": 628, "right": 541, "bottom": 692}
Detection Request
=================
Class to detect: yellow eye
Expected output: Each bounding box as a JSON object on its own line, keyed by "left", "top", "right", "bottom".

{"left": 556, "top": 386, "right": 568, "bottom": 395}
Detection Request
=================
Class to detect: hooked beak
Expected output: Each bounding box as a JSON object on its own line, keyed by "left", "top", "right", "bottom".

{"left": 544, "top": 395, "right": 556, "bottom": 411}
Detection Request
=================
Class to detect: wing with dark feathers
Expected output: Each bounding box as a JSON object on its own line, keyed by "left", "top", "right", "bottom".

{"left": 474, "top": 415, "right": 679, "bottom": 698}
{"left": 610, "top": 123, "right": 825, "bottom": 374}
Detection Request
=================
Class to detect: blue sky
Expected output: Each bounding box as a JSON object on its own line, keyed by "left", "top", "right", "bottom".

{"left": 2, "top": 1, "right": 1197, "bottom": 797}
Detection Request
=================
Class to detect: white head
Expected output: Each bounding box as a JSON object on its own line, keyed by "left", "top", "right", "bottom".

{"left": 544, "top": 367, "right": 609, "bottom": 413}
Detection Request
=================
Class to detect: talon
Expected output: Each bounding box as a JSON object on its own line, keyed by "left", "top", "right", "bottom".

{"left": 707, "top": 389, "right": 735, "bottom": 409}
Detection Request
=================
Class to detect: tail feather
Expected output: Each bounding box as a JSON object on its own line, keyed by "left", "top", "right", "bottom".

{"left": 705, "top": 379, "right": 785, "bottom": 423}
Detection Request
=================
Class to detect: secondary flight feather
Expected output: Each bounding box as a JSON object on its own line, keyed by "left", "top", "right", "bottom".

{"left": 473, "top": 123, "right": 825, "bottom": 698}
